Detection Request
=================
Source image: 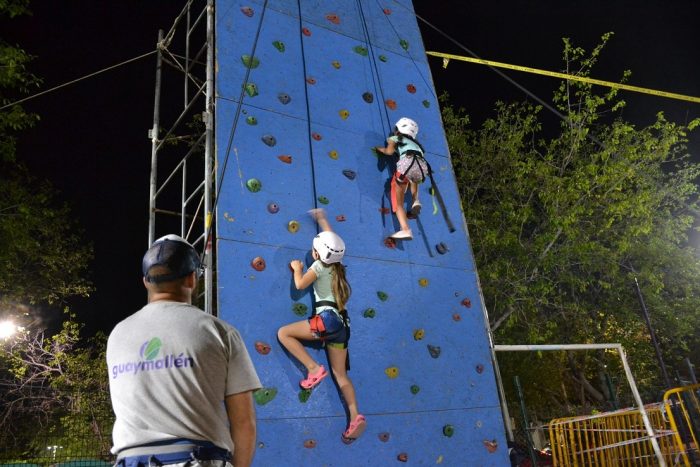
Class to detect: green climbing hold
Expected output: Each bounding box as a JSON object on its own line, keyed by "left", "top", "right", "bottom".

{"left": 422, "top": 100, "right": 430, "bottom": 108}
{"left": 443, "top": 424, "right": 455, "bottom": 437}
{"left": 399, "top": 39, "right": 409, "bottom": 50}
{"left": 353, "top": 45, "right": 368, "bottom": 56}
{"left": 410, "top": 384, "right": 420, "bottom": 395}
{"left": 272, "top": 40, "right": 285, "bottom": 52}
{"left": 292, "top": 303, "right": 308, "bottom": 316}
{"left": 377, "top": 291, "right": 388, "bottom": 301}
{"left": 318, "top": 195, "right": 329, "bottom": 205}
{"left": 253, "top": 387, "right": 277, "bottom": 405}
{"left": 298, "top": 388, "right": 312, "bottom": 403}
{"left": 246, "top": 178, "right": 262, "bottom": 193}
{"left": 241, "top": 54, "right": 260, "bottom": 69}
{"left": 363, "top": 308, "right": 376, "bottom": 318}
{"left": 244, "top": 83, "right": 259, "bottom": 97}
{"left": 379, "top": 55, "right": 388, "bottom": 62}
{"left": 246, "top": 116, "right": 258, "bottom": 125}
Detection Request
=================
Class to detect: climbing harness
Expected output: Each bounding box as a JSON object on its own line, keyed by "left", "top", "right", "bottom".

{"left": 310, "top": 300, "right": 348, "bottom": 340}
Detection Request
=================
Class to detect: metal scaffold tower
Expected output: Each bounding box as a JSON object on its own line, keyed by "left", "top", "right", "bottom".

{"left": 147, "top": 0, "right": 215, "bottom": 314}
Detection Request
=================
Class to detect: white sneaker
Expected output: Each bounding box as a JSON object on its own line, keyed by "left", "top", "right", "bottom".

{"left": 390, "top": 229, "right": 413, "bottom": 240}
{"left": 410, "top": 200, "right": 422, "bottom": 217}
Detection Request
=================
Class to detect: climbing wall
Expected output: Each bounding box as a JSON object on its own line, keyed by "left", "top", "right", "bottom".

{"left": 215, "top": 0, "right": 509, "bottom": 464}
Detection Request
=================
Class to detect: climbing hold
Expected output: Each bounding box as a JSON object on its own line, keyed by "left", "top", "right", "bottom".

{"left": 244, "top": 83, "right": 258, "bottom": 97}
{"left": 298, "top": 389, "right": 312, "bottom": 403}
{"left": 338, "top": 109, "right": 350, "bottom": 120}
{"left": 427, "top": 344, "right": 441, "bottom": 358}
{"left": 385, "top": 99, "right": 397, "bottom": 110}
{"left": 362, "top": 92, "right": 374, "bottom": 103}
{"left": 317, "top": 195, "right": 329, "bottom": 205}
{"left": 378, "top": 55, "right": 388, "bottom": 62}
{"left": 397, "top": 453, "right": 408, "bottom": 462}
{"left": 267, "top": 203, "right": 280, "bottom": 214}
{"left": 278, "top": 155, "right": 292, "bottom": 164}
{"left": 377, "top": 291, "right": 388, "bottom": 301}
{"left": 253, "top": 387, "right": 277, "bottom": 405}
{"left": 302, "top": 27, "right": 311, "bottom": 36}
{"left": 311, "top": 132, "right": 322, "bottom": 141}
{"left": 422, "top": 99, "right": 431, "bottom": 108}
{"left": 353, "top": 45, "right": 368, "bottom": 56}
{"left": 325, "top": 13, "right": 340, "bottom": 24}
{"left": 328, "top": 150, "right": 338, "bottom": 160}
{"left": 261, "top": 135, "right": 276, "bottom": 147}
{"left": 342, "top": 169, "right": 356, "bottom": 180}
{"left": 240, "top": 6, "right": 254, "bottom": 17}
{"left": 378, "top": 432, "right": 391, "bottom": 442}
{"left": 336, "top": 215, "right": 346, "bottom": 222}
{"left": 272, "top": 40, "right": 285, "bottom": 52}
{"left": 292, "top": 302, "right": 308, "bottom": 316}
{"left": 383, "top": 8, "right": 391, "bottom": 14}
{"left": 406, "top": 83, "right": 416, "bottom": 94}
{"left": 306, "top": 77, "right": 316, "bottom": 85}
{"left": 437, "top": 455, "right": 444, "bottom": 464}
{"left": 246, "top": 116, "right": 258, "bottom": 125}
{"left": 246, "top": 179, "right": 262, "bottom": 193}
{"left": 475, "top": 420, "right": 483, "bottom": 428}
{"left": 223, "top": 212, "right": 234, "bottom": 222}
{"left": 288, "top": 220, "right": 300, "bottom": 233}
{"left": 452, "top": 313, "right": 462, "bottom": 322}
{"left": 385, "top": 366, "right": 399, "bottom": 379}
{"left": 483, "top": 440, "right": 498, "bottom": 453}
{"left": 399, "top": 39, "right": 409, "bottom": 50}
{"left": 461, "top": 298, "right": 472, "bottom": 308}
{"left": 436, "top": 242, "right": 449, "bottom": 254}
{"left": 303, "top": 439, "right": 317, "bottom": 449}
{"left": 362, "top": 308, "right": 376, "bottom": 318}
{"left": 258, "top": 442, "right": 265, "bottom": 449}
{"left": 251, "top": 256, "right": 266, "bottom": 271}
{"left": 255, "top": 341, "right": 271, "bottom": 355}
{"left": 331, "top": 60, "right": 341, "bottom": 69}
{"left": 413, "top": 329, "right": 425, "bottom": 341}
{"left": 443, "top": 424, "right": 455, "bottom": 437}
{"left": 379, "top": 207, "right": 390, "bottom": 214}
{"left": 384, "top": 237, "right": 396, "bottom": 249}
{"left": 410, "top": 384, "right": 420, "bottom": 394}
{"left": 278, "top": 93, "right": 291, "bottom": 105}
{"left": 476, "top": 364, "right": 484, "bottom": 374}
{"left": 418, "top": 278, "right": 428, "bottom": 287}
{"left": 241, "top": 54, "right": 260, "bottom": 69}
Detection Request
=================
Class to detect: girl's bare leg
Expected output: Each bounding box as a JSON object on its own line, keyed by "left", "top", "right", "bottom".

{"left": 277, "top": 321, "right": 322, "bottom": 372}
{"left": 327, "top": 346, "right": 359, "bottom": 420}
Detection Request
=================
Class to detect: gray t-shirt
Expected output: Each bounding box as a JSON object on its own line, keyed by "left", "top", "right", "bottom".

{"left": 106, "top": 301, "right": 261, "bottom": 455}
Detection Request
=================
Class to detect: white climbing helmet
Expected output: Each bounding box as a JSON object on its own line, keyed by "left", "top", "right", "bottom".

{"left": 312, "top": 231, "right": 345, "bottom": 264}
{"left": 395, "top": 117, "right": 419, "bottom": 139}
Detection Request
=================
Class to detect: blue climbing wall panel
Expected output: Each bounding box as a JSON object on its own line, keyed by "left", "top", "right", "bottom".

{"left": 215, "top": 1, "right": 509, "bottom": 464}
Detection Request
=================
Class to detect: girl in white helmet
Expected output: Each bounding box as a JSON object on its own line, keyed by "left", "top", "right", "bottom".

{"left": 375, "top": 117, "right": 428, "bottom": 240}
{"left": 277, "top": 208, "right": 366, "bottom": 443}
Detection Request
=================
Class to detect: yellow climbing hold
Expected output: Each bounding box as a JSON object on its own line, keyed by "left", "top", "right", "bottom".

{"left": 413, "top": 329, "right": 425, "bottom": 340}
{"left": 331, "top": 60, "right": 341, "bottom": 69}
{"left": 385, "top": 366, "right": 399, "bottom": 379}
{"left": 418, "top": 278, "right": 428, "bottom": 287}
{"left": 328, "top": 150, "right": 339, "bottom": 160}
{"left": 339, "top": 109, "right": 350, "bottom": 120}
{"left": 288, "top": 220, "right": 300, "bottom": 233}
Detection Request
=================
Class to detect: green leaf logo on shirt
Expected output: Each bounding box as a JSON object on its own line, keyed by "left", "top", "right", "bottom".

{"left": 140, "top": 337, "right": 162, "bottom": 360}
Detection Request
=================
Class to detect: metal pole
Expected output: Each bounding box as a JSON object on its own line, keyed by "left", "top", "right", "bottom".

{"left": 605, "top": 373, "right": 619, "bottom": 410}
{"left": 148, "top": 30, "right": 164, "bottom": 247}
{"left": 515, "top": 376, "right": 538, "bottom": 467}
{"left": 685, "top": 358, "right": 697, "bottom": 384}
{"left": 203, "top": 0, "right": 215, "bottom": 315}
{"left": 634, "top": 277, "right": 672, "bottom": 388}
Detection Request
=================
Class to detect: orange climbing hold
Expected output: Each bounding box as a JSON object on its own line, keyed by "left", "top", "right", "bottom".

{"left": 306, "top": 77, "right": 317, "bottom": 85}
{"left": 311, "top": 132, "right": 322, "bottom": 141}
{"left": 278, "top": 155, "right": 292, "bottom": 164}
{"left": 383, "top": 8, "right": 392, "bottom": 15}
{"left": 304, "top": 439, "right": 317, "bottom": 449}
{"left": 483, "top": 440, "right": 498, "bottom": 453}
{"left": 385, "top": 99, "right": 397, "bottom": 110}
{"left": 406, "top": 84, "right": 416, "bottom": 93}
{"left": 325, "top": 13, "right": 340, "bottom": 24}
{"left": 302, "top": 27, "right": 311, "bottom": 36}
{"left": 251, "top": 257, "right": 266, "bottom": 271}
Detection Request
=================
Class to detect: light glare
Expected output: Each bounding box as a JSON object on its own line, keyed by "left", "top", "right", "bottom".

{"left": 0, "top": 320, "right": 16, "bottom": 339}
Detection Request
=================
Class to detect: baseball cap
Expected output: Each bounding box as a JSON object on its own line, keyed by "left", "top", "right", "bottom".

{"left": 142, "top": 234, "right": 203, "bottom": 283}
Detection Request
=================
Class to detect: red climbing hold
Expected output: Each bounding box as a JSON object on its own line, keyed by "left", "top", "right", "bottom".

{"left": 461, "top": 298, "right": 472, "bottom": 308}
{"left": 379, "top": 207, "right": 390, "bottom": 214}
{"left": 385, "top": 99, "right": 397, "bottom": 110}
{"left": 302, "top": 27, "right": 311, "bottom": 36}
{"left": 383, "top": 8, "right": 392, "bottom": 15}
{"left": 240, "top": 6, "right": 254, "bottom": 17}
{"left": 255, "top": 341, "right": 271, "bottom": 355}
{"left": 378, "top": 432, "right": 391, "bottom": 442}
{"left": 278, "top": 155, "right": 292, "bottom": 164}
{"left": 251, "top": 256, "right": 266, "bottom": 271}
{"left": 406, "top": 84, "right": 416, "bottom": 93}
{"left": 311, "top": 132, "right": 322, "bottom": 141}
{"left": 384, "top": 237, "right": 396, "bottom": 249}
{"left": 452, "top": 313, "right": 462, "bottom": 322}
{"left": 336, "top": 215, "right": 346, "bottom": 222}
{"left": 303, "top": 439, "right": 317, "bottom": 449}
{"left": 325, "top": 13, "right": 340, "bottom": 24}
{"left": 397, "top": 453, "right": 408, "bottom": 462}
{"left": 483, "top": 439, "right": 498, "bottom": 453}
{"left": 306, "top": 77, "right": 317, "bottom": 85}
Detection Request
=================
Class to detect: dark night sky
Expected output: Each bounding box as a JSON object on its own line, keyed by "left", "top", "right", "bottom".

{"left": 2, "top": 1, "right": 699, "bottom": 335}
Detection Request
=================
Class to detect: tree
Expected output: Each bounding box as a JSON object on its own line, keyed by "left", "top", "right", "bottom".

{"left": 443, "top": 33, "right": 700, "bottom": 417}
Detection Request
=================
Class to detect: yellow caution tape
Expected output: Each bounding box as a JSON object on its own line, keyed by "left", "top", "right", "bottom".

{"left": 205, "top": 212, "right": 213, "bottom": 229}
{"left": 426, "top": 51, "right": 700, "bottom": 104}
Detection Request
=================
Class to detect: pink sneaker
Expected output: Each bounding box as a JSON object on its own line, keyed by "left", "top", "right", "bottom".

{"left": 341, "top": 414, "right": 367, "bottom": 444}
{"left": 299, "top": 365, "right": 328, "bottom": 389}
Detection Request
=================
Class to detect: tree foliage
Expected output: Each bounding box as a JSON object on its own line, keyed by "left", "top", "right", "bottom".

{"left": 443, "top": 33, "right": 700, "bottom": 417}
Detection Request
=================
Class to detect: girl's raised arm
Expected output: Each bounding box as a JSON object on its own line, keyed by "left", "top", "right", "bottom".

{"left": 309, "top": 208, "right": 332, "bottom": 232}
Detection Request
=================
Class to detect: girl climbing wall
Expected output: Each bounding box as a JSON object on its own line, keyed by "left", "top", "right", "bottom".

{"left": 277, "top": 208, "right": 367, "bottom": 444}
